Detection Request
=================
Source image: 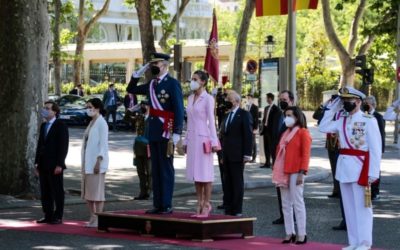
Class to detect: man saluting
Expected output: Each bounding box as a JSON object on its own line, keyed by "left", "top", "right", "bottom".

{"left": 319, "top": 86, "right": 381, "bottom": 250}
{"left": 127, "top": 53, "right": 184, "bottom": 214}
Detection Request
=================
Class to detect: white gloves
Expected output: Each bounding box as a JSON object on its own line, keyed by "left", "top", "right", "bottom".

{"left": 172, "top": 133, "right": 180, "bottom": 145}
{"left": 133, "top": 63, "right": 150, "bottom": 78}
{"left": 326, "top": 97, "right": 342, "bottom": 113}
{"left": 368, "top": 177, "right": 378, "bottom": 184}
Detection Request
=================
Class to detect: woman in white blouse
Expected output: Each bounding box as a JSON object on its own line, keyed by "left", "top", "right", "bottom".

{"left": 81, "top": 98, "right": 109, "bottom": 227}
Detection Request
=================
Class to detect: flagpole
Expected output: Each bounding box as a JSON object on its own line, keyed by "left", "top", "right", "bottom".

{"left": 288, "top": 0, "right": 297, "bottom": 102}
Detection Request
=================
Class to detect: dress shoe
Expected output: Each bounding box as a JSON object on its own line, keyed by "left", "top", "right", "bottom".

{"left": 49, "top": 219, "right": 62, "bottom": 225}
{"left": 231, "top": 213, "right": 242, "bottom": 217}
{"left": 217, "top": 204, "right": 225, "bottom": 210}
{"left": 134, "top": 195, "right": 149, "bottom": 200}
{"left": 354, "top": 245, "right": 371, "bottom": 250}
{"left": 295, "top": 235, "right": 307, "bottom": 244}
{"left": 158, "top": 207, "right": 173, "bottom": 214}
{"left": 36, "top": 218, "right": 51, "bottom": 224}
{"left": 342, "top": 246, "right": 356, "bottom": 250}
{"left": 282, "top": 234, "right": 296, "bottom": 244}
{"left": 272, "top": 217, "right": 284, "bottom": 224}
{"left": 332, "top": 222, "right": 347, "bottom": 231}
{"left": 145, "top": 208, "right": 161, "bottom": 214}
{"left": 328, "top": 193, "right": 340, "bottom": 198}
{"left": 197, "top": 204, "right": 212, "bottom": 218}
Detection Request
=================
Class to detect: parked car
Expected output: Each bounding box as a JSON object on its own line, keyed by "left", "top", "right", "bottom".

{"left": 58, "top": 96, "right": 91, "bottom": 126}
{"left": 55, "top": 94, "right": 81, "bottom": 107}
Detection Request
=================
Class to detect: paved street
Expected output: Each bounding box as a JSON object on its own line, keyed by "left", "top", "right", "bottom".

{"left": 0, "top": 113, "right": 399, "bottom": 249}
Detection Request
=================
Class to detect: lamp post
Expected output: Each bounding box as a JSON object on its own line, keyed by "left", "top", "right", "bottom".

{"left": 264, "top": 35, "right": 275, "bottom": 58}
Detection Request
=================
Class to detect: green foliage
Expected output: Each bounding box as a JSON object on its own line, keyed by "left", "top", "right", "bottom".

{"left": 56, "top": 82, "right": 127, "bottom": 96}
{"left": 60, "top": 28, "right": 76, "bottom": 45}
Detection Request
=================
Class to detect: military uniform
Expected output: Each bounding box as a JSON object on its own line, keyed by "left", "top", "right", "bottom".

{"left": 133, "top": 111, "right": 151, "bottom": 200}
{"left": 319, "top": 87, "right": 382, "bottom": 250}
{"left": 127, "top": 53, "right": 184, "bottom": 214}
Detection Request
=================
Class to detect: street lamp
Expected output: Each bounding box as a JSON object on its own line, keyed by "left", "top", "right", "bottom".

{"left": 265, "top": 35, "right": 275, "bottom": 58}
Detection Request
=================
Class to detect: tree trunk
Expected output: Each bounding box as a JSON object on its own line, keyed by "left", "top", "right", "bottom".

{"left": 73, "top": 0, "right": 110, "bottom": 85}
{"left": 0, "top": 0, "right": 49, "bottom": 196}
{"left": 232, "top": 0, "right": 255, "bottom": 93}
{"left": 136, "top": 0, "right": 156, "bottom": 63}
{"left": 136, "top": 0, "right": 156, "bottom": 80}
{"left": 53, "top": 0, "right": 62, "bottom": 95}
{"left": 158, "top": 0, "right": 191, "bottom": 53}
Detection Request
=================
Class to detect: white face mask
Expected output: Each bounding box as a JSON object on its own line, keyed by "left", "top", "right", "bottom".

{"left": 284, "top": 116, "right": 296, "bottom": 127}
{"left": 86, "top": 108, "right": 96, "bottom": 117}
{"left": 190, "top": 80, "right": 200, "bottom": 91}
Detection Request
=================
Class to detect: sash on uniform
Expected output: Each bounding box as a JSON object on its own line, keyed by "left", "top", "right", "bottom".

{"left": 149, "top": 79, "right": 174, "bottom": 138}
{"left": 340, "top": 117, "right": 369, "bottom": 186}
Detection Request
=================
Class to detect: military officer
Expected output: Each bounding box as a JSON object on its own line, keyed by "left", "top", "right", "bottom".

{"left": 127, "top": 52, "right": 184, "bottom": 214}
{"left": 319, "top": 86, "right": 382, "bottom": 250}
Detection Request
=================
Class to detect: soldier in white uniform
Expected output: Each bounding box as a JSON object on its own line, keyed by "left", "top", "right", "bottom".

{"left": 319, "top": 87, "right": 382, "bottom": 250}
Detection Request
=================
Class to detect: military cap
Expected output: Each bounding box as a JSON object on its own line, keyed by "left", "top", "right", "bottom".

{"left": 149, "top": 52, "right": 170, "bottom": 63}
{"left": 339, "top": 86, "right": 366, "bottom": 100}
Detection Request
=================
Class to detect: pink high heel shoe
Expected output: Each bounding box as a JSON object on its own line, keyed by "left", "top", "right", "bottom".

{"left": 190, "top": 205, "right": 202, "bottom": 218}
{"left": 197, "top": 204, "right": 212, "bottom": 218}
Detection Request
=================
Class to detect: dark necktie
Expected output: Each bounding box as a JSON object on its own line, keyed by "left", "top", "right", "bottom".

{"left": 44, "top": 122, "right": 50, "bottom": 137}
{"left": 225, "top": 112, "right": 233, "bottom": 132}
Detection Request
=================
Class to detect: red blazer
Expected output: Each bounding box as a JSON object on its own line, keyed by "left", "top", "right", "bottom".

{"left": 281, "top": 128, "right": 312, "bottom": 174}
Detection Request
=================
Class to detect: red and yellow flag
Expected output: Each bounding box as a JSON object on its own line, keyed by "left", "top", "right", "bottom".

{"left": 255, "top": 0, "right": 318, "bottom": 17}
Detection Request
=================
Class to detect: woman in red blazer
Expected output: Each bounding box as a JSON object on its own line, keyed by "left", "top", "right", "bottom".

{"left": 272, "top": 106, "right": 312, "bottom": 245}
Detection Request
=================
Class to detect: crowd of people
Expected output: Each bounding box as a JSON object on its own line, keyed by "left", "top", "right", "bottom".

{"left": 34, "top": 52, "right": 393, "bottom": 250}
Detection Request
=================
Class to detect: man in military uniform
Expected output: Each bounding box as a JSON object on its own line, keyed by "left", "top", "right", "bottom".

{"left": 127, "top": 53, "right": 184, "bottom": 214}
{"left": 319, "top": 87, "right": 382, "bottom": 250}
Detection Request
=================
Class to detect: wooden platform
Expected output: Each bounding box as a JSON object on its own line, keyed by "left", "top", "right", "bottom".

{"left": 97, "top": 210, "right": 256, "bottom": 241}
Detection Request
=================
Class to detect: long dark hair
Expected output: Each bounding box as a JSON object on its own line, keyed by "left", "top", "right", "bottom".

{"left": 285, "top": 106, "right": 307, "bottom": 128}
{"left": 87, "top": 98, "right": 106, "bottom": 116}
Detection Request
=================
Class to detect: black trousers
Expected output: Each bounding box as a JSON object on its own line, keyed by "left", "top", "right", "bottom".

{"left": 149, "top": 141, "right": 174, "bottom": 209}
{"left": 328, "top": 148, "right": 340, "bottom": 195}
{"left": 251, "top": 133, "right": 257, "bottom": 161}
{"left": 371, "top": 171, "right": 381, "bottom": 197}
{"left": 263, "top": 132, "right": 272, "bottom": 166}
{"left": 223, "top": 158, "right": 244, "bottom": 215}
{"left": 217, "top": 151, "right": 227, "bottom": 206}
{"left": 39, "top": 170, "right": 64, "bottom": 220}
{"left": 105, "top": 105, "right": 117, "bottom": 129}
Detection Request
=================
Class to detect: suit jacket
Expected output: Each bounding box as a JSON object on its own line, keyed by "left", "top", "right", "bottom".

{"left": 372, "top": 111, "right": 386, "bottom": 153}
{"left": 35, "top": 119, "right": 69, "bottom": 171}
{"left": 126, "top": 75, "right": 184, "bottom": 141}
{"left": 220, "top": 108, "right": 253, "bottom": 162}
{"left": 102, "top": 89, "right": 120, "bottom": 108}
{"left": 123, "top": 94, "right": 137, "bottom": 110}
{"left": 69, "top": 88, "right": 84, "bottom": 97}
{"left": 260, "top": 104, "right": 281, "bottom": 136}
{"left": 248, "top": 103, "right": 259, "bottom": 130}
{"left": 81, "top": 116, "right": 109, "bottom": 174}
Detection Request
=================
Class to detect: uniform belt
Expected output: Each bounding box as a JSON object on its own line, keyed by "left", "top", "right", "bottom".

{"left": 339, "top": 148, "right": 369, "bottom": 186}
{"left": 149, "top": 108, "right": 175, "bottom": 133}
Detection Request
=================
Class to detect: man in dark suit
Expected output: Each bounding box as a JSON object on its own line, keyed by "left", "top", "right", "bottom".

{"left": 364, "top": 95, "right": 385, "bottom": 200}
{"left": 69, "top": 84, "right": 84, "bottom": 96}
{"left": 260, "top": 93, "right": 280, "bottom": 168}
{"left": 246, "top": 94, "right": 259, "bottom": 162}
{"left": 103, "top": 83, "right": 120, "bottom": 131}
{"left": 219, "top": 90, "right": 253, "bottom": 216}
{"left": 127, "top": 52, "right": 184, "bottom": 214}
{"left": 35, "top": 101, "right": 69, "bottom": 224}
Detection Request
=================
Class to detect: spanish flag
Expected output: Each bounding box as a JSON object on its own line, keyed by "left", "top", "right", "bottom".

{"left": 255, "top": 0, "right": 318, "bottom": 17}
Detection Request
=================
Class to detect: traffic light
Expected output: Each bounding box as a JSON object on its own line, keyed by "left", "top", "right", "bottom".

{"left": 355, "top": 55, "right": 366, "bottom": 68}
{"left": 173, "top": 44, "right": 182, "bottom": 72}
{"left": 363, "top": 68, "right": 374, "bottom": 85}
{"left": 354, "top": 55, "right": 373, "bottom": 85}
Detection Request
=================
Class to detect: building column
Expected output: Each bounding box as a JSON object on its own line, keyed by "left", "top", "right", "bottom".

{"left": 126, "top": 58, "right": 135, "bottom": 83}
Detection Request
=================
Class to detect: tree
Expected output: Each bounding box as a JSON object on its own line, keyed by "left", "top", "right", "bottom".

{"left": 321, "top": 0, "right": 394, "bottom": 86}
{"left": 158, "top": 0, "right": 191, "bottom": 53}
{"left": 52, "top": 0, "right": 62, "bottom": 95}
{"left": 232, "top": 0, "right": 255, "bottom": 93}
{"left": 73, "top": 0, "right": 110, "bottom": 86}
{"left": 0, "top": 0, "right": 49, "bottom": 196}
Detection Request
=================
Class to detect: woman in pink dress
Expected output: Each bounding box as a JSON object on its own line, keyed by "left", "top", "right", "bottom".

{"left": 183, "top": 70, "right": 219, "bottom": 217}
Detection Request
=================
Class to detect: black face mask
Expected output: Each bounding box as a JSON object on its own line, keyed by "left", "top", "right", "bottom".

{"left": 225, "top": 101, "right": 233, "bottom": 110}
{"left": 140, "top": 107, "right": 147, "bottom": 114}
{"left": 363, "top": 104, "right": 370, "bottom": 112}
{"left": 150, "top": 65, "right": 160, "bottom": 76}
{"left": 279, "top": 101, "right": 289, "bottom": 110}
{"left": 343, "top": 101, "right": 357, "bottom": 113}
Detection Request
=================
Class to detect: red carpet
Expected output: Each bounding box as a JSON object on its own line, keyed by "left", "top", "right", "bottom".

{"left": 0, "top": 218, "right": 347, "bottom": 249}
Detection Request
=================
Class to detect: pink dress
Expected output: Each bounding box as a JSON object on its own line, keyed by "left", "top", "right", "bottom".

{"left": 184, "top": 91, "right": 218, "bottom": 182}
